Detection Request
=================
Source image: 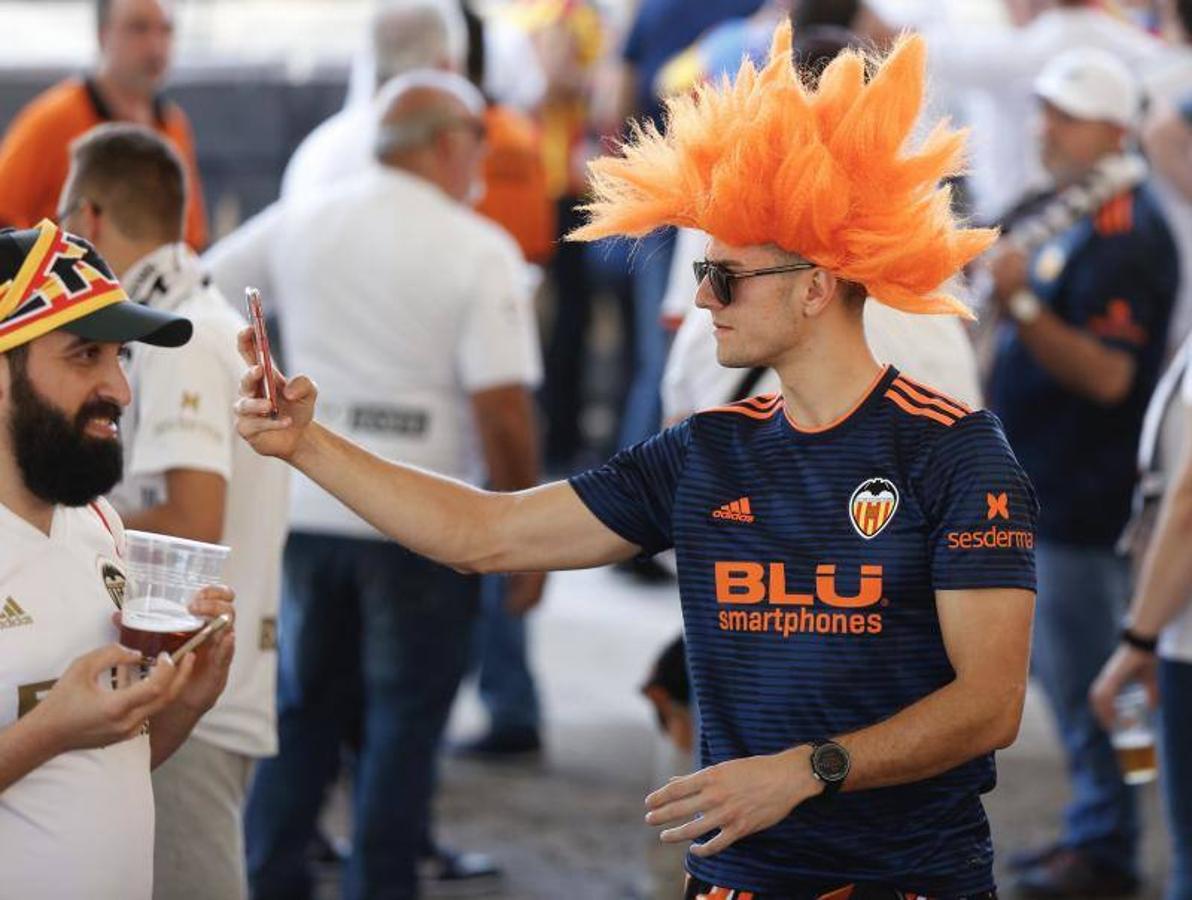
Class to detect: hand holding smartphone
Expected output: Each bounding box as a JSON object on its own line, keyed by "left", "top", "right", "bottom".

{"left": 170, "top": 612, "right": 232, "bottom": 666}
{"left": 245, "top": 287, "right": 279, "bottom": 418}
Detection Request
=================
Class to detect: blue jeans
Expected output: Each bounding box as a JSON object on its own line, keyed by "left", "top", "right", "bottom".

{"left": 1031, "top": 541, "right": 1138, "bottom": 874}
{"left": 471, "top": 574, "right": 540, "bottom": 734}
{"left": 245, "top": 532, "right": 479, "bottom": 900}
{"left": 1159, "top": 658, "right": 1192, "bottom": 900}
{"left": 618, "top": 228, "right": 675, "bottom": 450}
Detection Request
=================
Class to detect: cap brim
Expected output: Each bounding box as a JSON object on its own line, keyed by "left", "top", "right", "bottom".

{"left": 60, "top": 300, "right": 192, "bottom": 347}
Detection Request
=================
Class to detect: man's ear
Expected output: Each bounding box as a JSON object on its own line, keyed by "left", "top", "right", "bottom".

{"left": 801, "top": 268, "right": 839, "bottom": 318}
{"left": 78, "top": 199, "right": 104, "bottom": 245}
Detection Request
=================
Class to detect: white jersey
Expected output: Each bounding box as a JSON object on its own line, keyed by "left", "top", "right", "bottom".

{"left": 110, "top": 244, "right": 291, "bottom": 757}
{"left": 0, "top": 498, "right": 153, "bottom": 900}
{"left": 253, "top": 164, "right": 541, "bottom": 538}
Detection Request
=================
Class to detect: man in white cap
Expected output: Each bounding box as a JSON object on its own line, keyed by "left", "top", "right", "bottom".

{"left": 985, "top": 47, "right": 1179, "bottom": 897}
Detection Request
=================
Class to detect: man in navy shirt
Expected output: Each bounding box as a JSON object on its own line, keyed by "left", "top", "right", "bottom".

{"left": 236, "top": 26, "right": 1035, "bottom": 899}
{"left": 986, "top": 49, "right": 1179, "bottom": 897}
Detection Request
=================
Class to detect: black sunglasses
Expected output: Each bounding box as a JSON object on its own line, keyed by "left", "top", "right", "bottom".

{"left": 693, "top": 259, "right": 816, "bottom": 306}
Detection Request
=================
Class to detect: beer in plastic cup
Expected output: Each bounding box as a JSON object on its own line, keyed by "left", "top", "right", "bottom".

{"left": 118, "top": 531, "right": 229, "bottom": 658}
{"left": 1111, "top": 683, "right": 1158, "bottom": 786}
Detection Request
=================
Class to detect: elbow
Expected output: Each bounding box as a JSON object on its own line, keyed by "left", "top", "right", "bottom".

{"left": 989, "top": 681, "right": 1028, "bottom": 751}
{"left": 449, "top": 557, "right": 494, "bottom": 576}
{"left": 442, "top": 491, "right": 513, "bottom": 575}
{"left": 1088, "top": 378, "right": 1131, "bottom": 407}
{"left": 1086, "top": 359, "right": 1135, "bottom": 407}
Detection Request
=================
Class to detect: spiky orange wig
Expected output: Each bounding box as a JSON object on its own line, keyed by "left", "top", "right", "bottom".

{"left": 570, "top": 21, "right": 996, "bottom": 318}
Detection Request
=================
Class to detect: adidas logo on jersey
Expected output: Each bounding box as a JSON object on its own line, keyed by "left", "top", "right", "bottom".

{"left": 0, "top": 596, "right": 33, "bottom": 629}
{"left": 712, "top": 497, "right": 755, "bottom": 523}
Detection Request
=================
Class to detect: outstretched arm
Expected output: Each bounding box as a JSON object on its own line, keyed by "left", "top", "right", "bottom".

{"left": 233, "top": 328, "right": 639, "bottom": 574}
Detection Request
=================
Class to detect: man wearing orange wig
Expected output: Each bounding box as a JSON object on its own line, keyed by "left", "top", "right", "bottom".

{"left": 234, "top": 22, "right": 1037, "bottom": 898}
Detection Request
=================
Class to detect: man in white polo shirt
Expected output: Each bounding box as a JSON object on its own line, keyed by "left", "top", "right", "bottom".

{"left": 0, "top": 219, "right": 235, "bottom": 900}
{"left": 57, "top": 124, "right": 291, "bottom": 900}
{"left": 225, "top": 71, "right": 542, "bottom": 900}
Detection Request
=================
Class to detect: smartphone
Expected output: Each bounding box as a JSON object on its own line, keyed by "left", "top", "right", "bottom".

{"left": 170, "top": 613, "right": 232, "bottom": 666}
{"left": 245, "top": 287, "right": 279, "bottom": 418}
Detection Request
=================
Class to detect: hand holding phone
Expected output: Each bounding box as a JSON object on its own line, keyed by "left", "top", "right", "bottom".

{"left": 170, "top": 613, "right": 233, "bottom": 666}
{"left": 245, "top": 287, "right": 279, "bottom": 418}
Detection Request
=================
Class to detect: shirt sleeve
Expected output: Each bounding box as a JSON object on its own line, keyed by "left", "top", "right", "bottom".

{"left": 201, "top": 202, "right": 283, "bottom": 314}
{"left": 127, "top": 336, "right": 234, "bottom": 481}
{"left": 568, "top": 419, "right": 691, "bottom": 555}
{"left": 1059, "top": 204, "right": 1178, "bottom": 357}
{"left": 922, "top": 410, "right": 1039, "bottom": 592}
{"left": 457, "top": 234, "right": 543, "bottom": 392}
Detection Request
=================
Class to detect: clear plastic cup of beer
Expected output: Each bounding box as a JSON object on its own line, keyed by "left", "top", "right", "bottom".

{"left": 1111, "top": 683, "right": 1158, "bottom": 786}
{"left": 118, "top": 531, "right": 230, "bottom": 659}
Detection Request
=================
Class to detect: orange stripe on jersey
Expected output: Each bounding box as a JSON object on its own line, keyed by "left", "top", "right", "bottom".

{"left": 702, "top": 399, "right": 783, "bottom": 419}
{"left": 1095, "top": 193, "right": 1133, "bottom": 237}
{"left": 884, "top": 388, "right": 957, "bottom": 426}
{"left": 892, "top": 373, "right": 971, "bottom": 415}
{"left": 740, "top": 497, "right": 752, "bottom": 515}
{"left": 817, "top": 887, "right": 855, "bottom": 900}
{"left": 891, "top": 377, "right": 968, "bottom": 419}
{"left": 739, "top": 393, "right": 782, "bottom": 410}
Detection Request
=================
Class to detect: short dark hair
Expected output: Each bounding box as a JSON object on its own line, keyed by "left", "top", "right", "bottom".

{"left": 841, "top": 279, "right": 867, "bottom": 312}
{"left": 66, "top": 124, "right": 186, "bottom": 243}
{"left": 96, "top": 0, "right": 112, "bottom": 30}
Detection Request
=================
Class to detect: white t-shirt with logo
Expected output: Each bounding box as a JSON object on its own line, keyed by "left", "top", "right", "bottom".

{"left": 266, "top": 164, "right": 542, "bottom": 538}
{"left": 109, "top": 244, "right": 291, "bottom": 757}
{"left": 0, "top": 498, "right": 153, "bottom": 900}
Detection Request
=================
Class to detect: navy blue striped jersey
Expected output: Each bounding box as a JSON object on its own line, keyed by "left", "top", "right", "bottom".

{"left": 570, "top": 365, "right": 1038, "bottom": 896}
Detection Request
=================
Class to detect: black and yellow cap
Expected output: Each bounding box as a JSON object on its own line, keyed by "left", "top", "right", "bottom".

{"left": 0, "top": 219, "right": 191, "bottom": 353}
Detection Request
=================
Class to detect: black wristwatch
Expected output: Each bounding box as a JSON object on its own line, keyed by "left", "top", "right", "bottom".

{"left": 809, "top": 741, "right": 851, "bottom": 798}
{"left": 1121, "top": 626, "right": 1158, "bottom": 654}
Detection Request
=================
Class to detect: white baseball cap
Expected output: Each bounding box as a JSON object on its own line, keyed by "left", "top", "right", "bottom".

{"left": 1034, "top": 47, "right": 1141, "bottom": 129}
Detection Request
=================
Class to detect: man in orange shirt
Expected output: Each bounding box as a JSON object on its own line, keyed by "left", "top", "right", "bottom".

{"left": 0, "top": 0, "right": 207, "bottom": 250}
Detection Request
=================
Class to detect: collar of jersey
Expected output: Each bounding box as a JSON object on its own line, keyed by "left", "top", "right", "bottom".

{"left": 121, "top": 243, "right": 205, "bottom": 313}
{"left": 779, "top": 364, "right": 896, "bottom": 443}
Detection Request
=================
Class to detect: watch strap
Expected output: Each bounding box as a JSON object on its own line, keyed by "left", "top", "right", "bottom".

{"left": 1121, "top": 626, "right": 1158, "bottom": 653}
{"left": 809, "top": 740, "right": 850, "bottom": 798}
{"left": 1008, "top": 289, "right": 1043, "bottom": 325}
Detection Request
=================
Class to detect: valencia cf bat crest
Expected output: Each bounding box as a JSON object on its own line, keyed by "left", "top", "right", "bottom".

{"left": 849, "top": 477, "right": 899, "bottom": 540}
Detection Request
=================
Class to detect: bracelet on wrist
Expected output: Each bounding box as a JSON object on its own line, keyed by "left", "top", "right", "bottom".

{"left": 1120, "top": 626, "right": 1158, "bottom": 654}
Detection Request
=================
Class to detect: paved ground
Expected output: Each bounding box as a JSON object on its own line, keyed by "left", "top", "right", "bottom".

{"left": 316, "top": 565, "right": 1171, "bottom": 899}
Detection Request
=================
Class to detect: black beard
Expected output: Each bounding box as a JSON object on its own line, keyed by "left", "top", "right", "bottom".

{"left": 8, "top": 363, "right": 124, "bottom": 507}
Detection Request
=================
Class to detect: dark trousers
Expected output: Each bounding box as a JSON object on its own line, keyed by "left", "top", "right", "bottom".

{"left": 470, "top": 573, "right": 540, "bottom": 734}
{"left": 541, "top": 196, "right": 634, "bottom": 468}
{"left": 245, "top": 532, "right": 479, "bottom": 900}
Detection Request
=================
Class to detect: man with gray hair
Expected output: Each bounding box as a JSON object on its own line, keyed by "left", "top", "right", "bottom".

{"left": 279, "top": 0, "right": 463, "bottom": 199}
{"left": 241, "top": 70, "right": 543, "bottom": 900}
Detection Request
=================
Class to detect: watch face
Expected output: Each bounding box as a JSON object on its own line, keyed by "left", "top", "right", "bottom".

{"left": 812, "top": 743, "right": 850, "bottom": 782}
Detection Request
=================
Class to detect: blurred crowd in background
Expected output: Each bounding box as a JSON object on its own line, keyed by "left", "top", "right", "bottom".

{"left": 2, "top": 0, "right": 1192, "bottom": 898}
